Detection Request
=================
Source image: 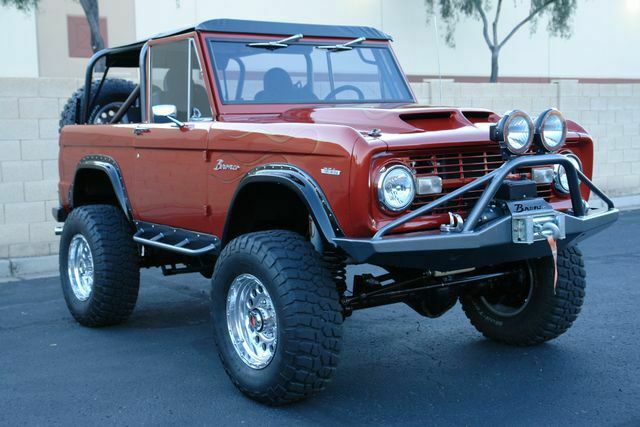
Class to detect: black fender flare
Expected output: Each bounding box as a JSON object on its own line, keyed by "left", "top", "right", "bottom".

{"left": 71, "top": 155, "right": 133, "bottom": 221}
{"left": 223, "top": 164, "right": 344, "bottom": 246}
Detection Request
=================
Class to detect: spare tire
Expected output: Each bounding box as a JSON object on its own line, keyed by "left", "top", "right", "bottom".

{"left": 59, "top": 79, "right": 138, "bottom": 131}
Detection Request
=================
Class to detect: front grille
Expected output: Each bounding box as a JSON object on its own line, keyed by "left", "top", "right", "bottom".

{"left": 408, "top": 148, "right": 553, "bottom": 215}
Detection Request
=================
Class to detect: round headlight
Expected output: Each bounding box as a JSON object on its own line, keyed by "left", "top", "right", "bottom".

{"left": 535, "top": 108, "right": 567, "bottom": 152}
{"left": 494, "top": 110, "right": 534, "bottom": 155}
{"left": 377, "top": 165, "right": 416, "bottom": 212}
{"left": 554, "top": 153, "right": 582, "bottom": 194}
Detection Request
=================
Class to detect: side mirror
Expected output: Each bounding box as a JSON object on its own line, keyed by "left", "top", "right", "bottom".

{"left": 152, "top": 104, "right": 177, "bottom": 121}
{"left": 151, "top": 104, "right": 186, "bottom": 128}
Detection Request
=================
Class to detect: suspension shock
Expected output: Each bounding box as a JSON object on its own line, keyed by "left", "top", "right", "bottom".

{"left": 323, "top": 249, "right": 348, "bottom": 295}
{"left": 310, "top": 216, "right": 348, "bottom": 295}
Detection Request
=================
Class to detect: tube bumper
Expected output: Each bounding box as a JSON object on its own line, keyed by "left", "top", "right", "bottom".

{"left": 333, "top": 207, "right": 618, "bottom": 270}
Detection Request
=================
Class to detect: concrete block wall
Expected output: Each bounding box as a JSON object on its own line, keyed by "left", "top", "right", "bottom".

{"left": 0, "top": 78, "right": 83, "bottom": 259}
{"left": 0, "top": 77, "right": 638, "bottom": 260}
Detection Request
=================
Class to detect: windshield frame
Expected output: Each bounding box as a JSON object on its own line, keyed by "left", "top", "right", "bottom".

{"left": 203, "top": 34, "right": 416, "bottom": 113}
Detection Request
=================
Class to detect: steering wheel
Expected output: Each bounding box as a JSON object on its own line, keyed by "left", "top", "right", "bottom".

{"left": 324, "top": 85, "right": 365, "bottom": 102}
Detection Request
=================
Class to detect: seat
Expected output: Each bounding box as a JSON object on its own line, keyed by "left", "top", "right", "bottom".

{"left": 254, "top": 68, "right": 296, "bottom": 102}
{"left": 190, "top": 84, "right": 211, "bottom": 118}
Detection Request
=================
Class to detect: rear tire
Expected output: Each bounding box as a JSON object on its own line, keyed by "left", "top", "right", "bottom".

{"left": 460, "top": 246, "right": 586, "bottom": 346}
{"left": 60, "top": 205, "right": 140, "bottom": 327}
{"left": 210, "top": 230, "right": 343, "bottom": 405}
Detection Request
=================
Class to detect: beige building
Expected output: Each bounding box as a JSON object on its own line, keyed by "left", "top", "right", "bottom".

{"left": 0, "top": 0, "right": 134, "bottom": 78}
{"left": 34, "top": 0, "right": 136, "bottom": 78}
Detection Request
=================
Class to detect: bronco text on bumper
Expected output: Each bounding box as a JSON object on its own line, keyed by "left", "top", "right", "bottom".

{"left": 54, "top": 19, "right": 617, "bottom": 405}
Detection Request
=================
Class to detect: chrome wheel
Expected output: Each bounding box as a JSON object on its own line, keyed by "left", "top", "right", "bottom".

{"left": 226, "top": 274, "right": 278, "bottom": 369}
{"left": 67, "top": 234, "right": 94, "bottom": 302}
{"left": 480, "top": 263, "right": 534, "bottom": 317}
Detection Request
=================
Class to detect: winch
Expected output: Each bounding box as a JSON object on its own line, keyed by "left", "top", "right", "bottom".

{"left": 511, "top": 208, "right": 565, "bottom": 244}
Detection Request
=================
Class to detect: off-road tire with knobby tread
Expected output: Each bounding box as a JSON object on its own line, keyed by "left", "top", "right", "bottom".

{"left": 460, "top": 246, "right": 586, "bottom": 346}
{"left": 210, "top": 230, "right": 343, "bottom": 405}
{"left": 60, "top": 204, "right": 140, "bottom": 327}
{"left": 59, "top": 79, "right": 137, "bottom": 131}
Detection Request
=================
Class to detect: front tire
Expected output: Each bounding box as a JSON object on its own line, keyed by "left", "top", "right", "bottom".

{"left": 60, "top": 205, "right": 140, "bottom": 327}
{"left": 210, "top": 230, "right": 343, "bottom": 405}
{"left": 460, "top": 246, "right": 586, "bottom": 346}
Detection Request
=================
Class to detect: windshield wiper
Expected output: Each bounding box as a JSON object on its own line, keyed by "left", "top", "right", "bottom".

{"left": 316, "top": 37, "right": 366, "bottom": 52}
{"left": 247, "top": 34, "right": 303, "bottom": 50}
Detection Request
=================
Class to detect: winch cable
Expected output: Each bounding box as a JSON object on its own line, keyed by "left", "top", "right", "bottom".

{"left": 546, "top": 235, "right": 558, "bottom": 293}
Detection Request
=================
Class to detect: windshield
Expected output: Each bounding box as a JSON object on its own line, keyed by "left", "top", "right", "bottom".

{"left": 208, "top": 39, "right": 414, "bottom": 105}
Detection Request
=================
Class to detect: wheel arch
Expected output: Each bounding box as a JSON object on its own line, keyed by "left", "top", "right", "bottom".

{"left": 222, "top": 164, "right": 344, "bottom": 246}
{"left": 70, "top": 155, "right": 132, "bottom": 221}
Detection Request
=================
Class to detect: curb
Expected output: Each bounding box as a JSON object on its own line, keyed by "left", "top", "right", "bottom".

{"left": 1, "top": 195, "right": 638, "bottom": 281}
{"left": 0, "top": 255, "right": 58, "bottom": 281}
{"left": 589, "top": 194, "right": 640, "bottom": 211}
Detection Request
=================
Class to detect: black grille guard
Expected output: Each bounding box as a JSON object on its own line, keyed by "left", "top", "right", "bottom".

{"left": 333, "top": 153, "right": 619, "bottom": 270}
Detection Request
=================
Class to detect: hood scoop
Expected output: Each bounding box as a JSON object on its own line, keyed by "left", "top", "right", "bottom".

{"left": 400, "top": 110, "right": 499, "bottom": 132}
{"left": 400, "top": 111, "right": 463, "bottom": 131}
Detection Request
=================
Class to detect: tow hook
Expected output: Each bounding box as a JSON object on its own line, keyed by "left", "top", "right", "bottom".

{"left": 440, "top": 212, "right": 464, "bottom": 232}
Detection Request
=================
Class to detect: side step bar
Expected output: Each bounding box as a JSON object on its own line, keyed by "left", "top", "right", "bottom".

{"left": 133, "top": 221, "right": 220, "bottom": 256}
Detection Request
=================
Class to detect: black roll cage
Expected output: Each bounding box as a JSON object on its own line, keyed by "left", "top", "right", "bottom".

{"left": 81, "top": 41, "right": 147, "bottom": 125}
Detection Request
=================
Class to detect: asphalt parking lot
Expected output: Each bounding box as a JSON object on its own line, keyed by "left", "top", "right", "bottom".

{"left": 1, "top": 210, "right": 639, "bottom": 426}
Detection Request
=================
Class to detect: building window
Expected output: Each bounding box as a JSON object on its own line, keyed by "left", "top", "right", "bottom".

{"left": 67, "top": 15, "right": 108, "bottom": 58}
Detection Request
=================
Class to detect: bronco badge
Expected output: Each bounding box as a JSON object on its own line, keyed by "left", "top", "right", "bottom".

{"left": 214, "top": 159, "right": 240, "bottom": 171}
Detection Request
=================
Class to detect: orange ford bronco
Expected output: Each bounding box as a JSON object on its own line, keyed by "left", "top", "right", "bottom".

{"left": 54, "top": 19, "right": 618, "bottom": 404}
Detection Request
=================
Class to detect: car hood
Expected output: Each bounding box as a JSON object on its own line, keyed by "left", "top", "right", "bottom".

{"left": 221, "top": 104, "right": 586, "bottom": 151}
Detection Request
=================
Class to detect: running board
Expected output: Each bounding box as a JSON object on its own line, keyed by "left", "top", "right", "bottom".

{"left": 133, "top": 221, "right": 220, "bottom": 256}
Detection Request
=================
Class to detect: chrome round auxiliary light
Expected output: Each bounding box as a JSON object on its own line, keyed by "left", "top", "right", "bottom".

{"left": 554, "top": 153, "right": 583, "bottom": 194}
{"left": 492, "top": 110, "right": 534, "bottom": 155}
{"left": 535, "top": 108, "right": 567, "bottom": 152}
{"left": 377, "top": 164, "right": 416, "bottom": 212}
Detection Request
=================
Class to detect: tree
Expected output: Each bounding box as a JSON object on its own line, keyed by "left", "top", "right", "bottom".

{"left": 78, "top": 0, "right": 104, "bottom": 57}
{"left": 0, "top": 0, "right": 36, "bottom": 10}
{"left": 2, "top": 0, "right": 105, "bottom": 70}
{"left": 425, "top": 0, "right": 577, "bottom": 82}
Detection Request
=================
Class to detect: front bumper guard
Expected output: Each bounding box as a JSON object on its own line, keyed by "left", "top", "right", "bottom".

{"left": 334, "top": 154, "right": 618, "bottom": 270}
